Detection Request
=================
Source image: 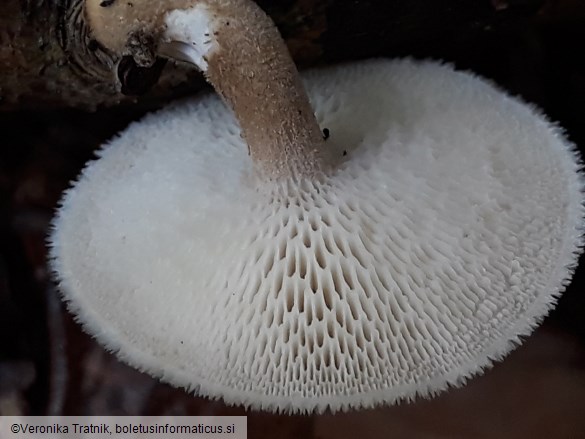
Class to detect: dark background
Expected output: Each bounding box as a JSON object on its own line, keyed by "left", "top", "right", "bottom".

{"left": 1, "top": 0, "right": 584, "bottom": 437}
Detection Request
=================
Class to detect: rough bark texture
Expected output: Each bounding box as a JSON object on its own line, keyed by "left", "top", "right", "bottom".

{"left": 0, "top": 0, "right": 206, "bottom": 110}
{"left": 1, "top": 0, "right": 573, "bottom": 111}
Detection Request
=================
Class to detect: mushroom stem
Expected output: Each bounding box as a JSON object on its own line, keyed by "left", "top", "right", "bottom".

{"left": 87, "top": 0, "right": 326, "bottom": 179}
{"left": 185, "top": 1, "right": 327, "bottom": 179}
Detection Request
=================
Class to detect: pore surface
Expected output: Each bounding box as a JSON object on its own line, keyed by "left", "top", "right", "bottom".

{"left": 50, "top": 59, "right": 584, "bottom": 413}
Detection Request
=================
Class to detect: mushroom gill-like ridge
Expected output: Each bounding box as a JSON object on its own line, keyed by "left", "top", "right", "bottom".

{"left": 49, "top": 59, "right": 584, "bottom": 413}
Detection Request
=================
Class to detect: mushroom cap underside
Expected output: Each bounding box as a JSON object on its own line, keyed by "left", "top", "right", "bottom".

{"left": 49, "top": 59, "right": 584, "bottom": 413}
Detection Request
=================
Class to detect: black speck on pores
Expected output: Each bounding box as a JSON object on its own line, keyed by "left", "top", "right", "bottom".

{"left": 322, "top": 128, "right": 330, "bottom": 140}
{"left": 342, "top": 150, "right": 347, "bottom": 156}
{"left": 100, "top": 0, "right": 115, "bottom": 7}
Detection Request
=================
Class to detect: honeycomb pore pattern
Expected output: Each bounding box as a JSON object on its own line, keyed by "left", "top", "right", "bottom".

{"left": 49, "top": 59, "right": 584, "bottom": 413}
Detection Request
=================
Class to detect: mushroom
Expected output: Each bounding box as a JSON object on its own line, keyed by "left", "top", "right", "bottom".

{"left": 49, "top": 0, "right": 584, "bottom": 413}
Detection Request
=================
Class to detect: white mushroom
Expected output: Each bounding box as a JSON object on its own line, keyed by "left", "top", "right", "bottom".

{"left": 49, "top": 0, "right": 584, "bottom": 413}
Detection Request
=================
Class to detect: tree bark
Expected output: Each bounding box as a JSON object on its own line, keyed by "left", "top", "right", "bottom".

{"left": 0, "top": 0, "right": 208, "bottom": 110}
{"left": 0, "top": 0, "right": 563, "bottom": 110}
